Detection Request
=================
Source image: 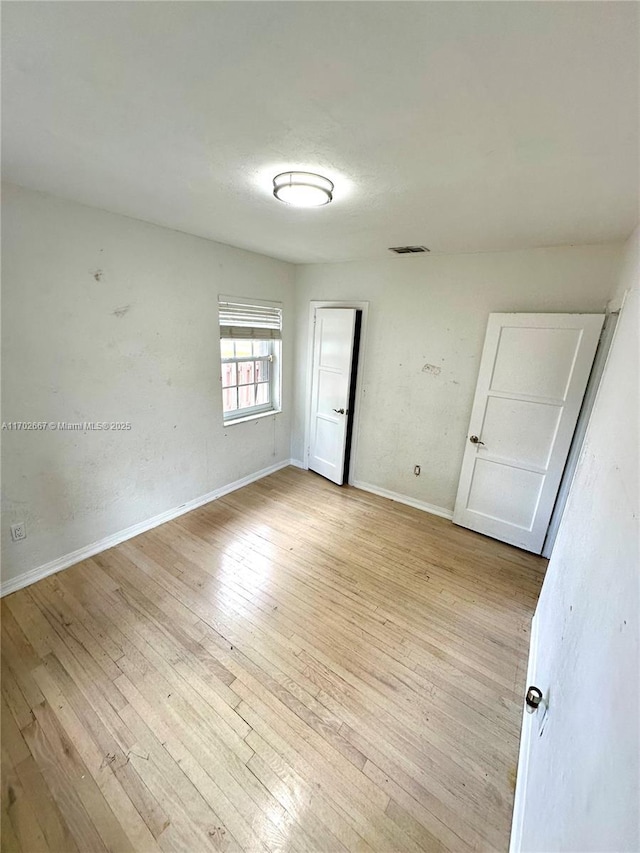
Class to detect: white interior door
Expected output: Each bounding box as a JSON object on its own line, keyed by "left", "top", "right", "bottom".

{"left": 308, "top": 308, "right": 357, "bottom": 485}
{"left": 453, "top": 313, "right": 604, "bottom": 553}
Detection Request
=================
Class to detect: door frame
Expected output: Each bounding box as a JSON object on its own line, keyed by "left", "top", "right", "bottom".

{"left": 303, "top": 300, "right": 369, "bottom": 484}
{"left": 509, "top": 613, "right": 539, "bottom": 852}
{"left": 541, "top": 311, "right": 618, "bottom": 557}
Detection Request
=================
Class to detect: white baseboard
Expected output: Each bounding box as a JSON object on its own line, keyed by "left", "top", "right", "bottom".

{"left": 288, "top": 458, "right": 306, "bottom": 469}
{"left": 0, "top": 459, "right": 297, "bottom": 598}
{"left": 351, "top": 479, "right": 453, "bottom": 520}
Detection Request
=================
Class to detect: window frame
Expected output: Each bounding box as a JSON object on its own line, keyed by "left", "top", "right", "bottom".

{"left": 218, "top": 295, "right": 283, "bottom": 426}
{"left": 220, "top": 339, "right": 279, "bottom": 423}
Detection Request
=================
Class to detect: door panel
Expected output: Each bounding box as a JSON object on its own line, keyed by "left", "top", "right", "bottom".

{"left": 482, "top": 397, "right": 562, "bottom": 469}
{"left": 490, "top": 326, "right": 584, "bottom": 399}
{"left": 317, "top": 370, "right": 344, "bottom": 409}
{"left": 467, "top": 460, "right": 544, "bottom": 528}
{"left": 312, "top": 416, "right": 336, "bottom": 463}
{"left": 308, "top": 308, "right": 357, "bottom": 485}
{"left": 453, "top": 313, "right": 604, "bottom": 553}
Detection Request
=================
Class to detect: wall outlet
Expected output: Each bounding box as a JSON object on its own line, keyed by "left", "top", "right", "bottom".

{"left": 10, "top": 522, "right": 26, "bottom": 542}
{"left": 414, "top": 465, "right": 421, "bottom": 476}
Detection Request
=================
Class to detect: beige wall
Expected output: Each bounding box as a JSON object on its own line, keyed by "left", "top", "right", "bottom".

{"left": 1, "top": 184, "right": 295, "bottom": 587}
{"left": 1, "top": 181, "right": 626, "bottom": 596}
{"left": 292, "top": 244, "right": 622, "bottom": 510}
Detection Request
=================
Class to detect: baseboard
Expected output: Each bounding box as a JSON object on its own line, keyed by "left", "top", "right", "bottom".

{"left": 351, "top": 480, "right": 453, "bottom": 520}
{"left": 288, "top": 458, "right": 306, "bottom": 469}
{"left": 0, "top": 458, "right": 297, "bottom": 598}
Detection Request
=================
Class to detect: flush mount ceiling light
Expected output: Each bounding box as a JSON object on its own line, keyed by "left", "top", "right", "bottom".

{"left": 273, "top": 171, "right": 334, "bottom": 207}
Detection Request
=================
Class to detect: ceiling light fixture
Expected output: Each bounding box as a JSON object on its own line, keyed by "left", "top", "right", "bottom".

{"left": 273, "top": 171, "right": 334, "bottom": 207}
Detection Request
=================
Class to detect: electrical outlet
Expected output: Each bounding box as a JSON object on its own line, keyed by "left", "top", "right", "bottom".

{"left": 414, "top": 465, "right": 421, "bottom": 476}
{"left": 10, "top": 522, "right": 26, "bottom": 542}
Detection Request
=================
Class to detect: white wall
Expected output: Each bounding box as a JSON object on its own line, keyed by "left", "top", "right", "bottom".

{"left": 1, "top": 183, "right": 295, "bottom": 589}
{"left": 0, "top": 184, "right": 627, "bottom": 601}
{"left": 516, "top": 226, "right": 639, "bottom": 851}
{"left": 292, "top": 245, "right": 622, "bottom": 510}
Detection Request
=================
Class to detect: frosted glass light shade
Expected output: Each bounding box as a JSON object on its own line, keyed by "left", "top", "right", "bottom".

{"left": 273, "top": 172, "right": 333, "bottom": 207}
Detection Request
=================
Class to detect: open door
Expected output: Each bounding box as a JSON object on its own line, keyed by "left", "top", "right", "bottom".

{"left": 509, "top": 287, "right": 638, "bottom": 853}
{"left": 308, "top": 307, "right": 359, "bottom": 485}
{"left": 453, "top": 313, "right": 604, "bottom": 553}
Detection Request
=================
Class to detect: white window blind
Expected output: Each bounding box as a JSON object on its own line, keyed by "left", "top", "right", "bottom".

{"left": 219, "top": 301, "right": 282, "bottom": 340}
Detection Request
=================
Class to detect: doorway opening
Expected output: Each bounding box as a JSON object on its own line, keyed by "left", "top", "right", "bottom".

{"left": 304, "top": 301, "right": 368, "bottom": 486}
{"left": 342, "top": 310, "right": 362, "bottom": 484}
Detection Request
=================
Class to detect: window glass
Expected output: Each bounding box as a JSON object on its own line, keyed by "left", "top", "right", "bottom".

{"left": 238, "top": 361, "right": 254, "bottom": 386}
{"left": 255, "top": 360, "right": 269, "bottom": 382}
{"left": 221, "top": 339, "right": 235, "bottom": 359}
{"left": 235, "top": 340, "right": 252, "bottom": 358}
{"left": 238, "top": 384, "right": 255, "bottom": 408}
{"left": 221, "top": 362, "right": 237, "bottom": 388}
{"left": 220, "top": 341, "right": 275, "bottom": 418}
{"left": 256, "top": 383, "right": 269, "bottom": 405}
{"left": 222, "top": 387, "right": 238, "bottom": 413}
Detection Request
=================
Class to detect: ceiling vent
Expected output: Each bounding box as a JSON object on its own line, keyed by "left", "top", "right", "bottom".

{"left": 388, "top": 245, "right": 430, "bottom": 254}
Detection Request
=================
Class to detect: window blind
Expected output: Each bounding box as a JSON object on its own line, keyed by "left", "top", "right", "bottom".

{"left": 218, "top": 301, "right": 282, "bottom": 340}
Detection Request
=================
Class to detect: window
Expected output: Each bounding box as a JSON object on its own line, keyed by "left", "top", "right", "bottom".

{"left": 218, "top": 298, "right": 282, "bottom": 423}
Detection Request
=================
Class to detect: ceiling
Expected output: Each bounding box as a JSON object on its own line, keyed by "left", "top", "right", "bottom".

{"left": 2, "top": 2, "right": 638, "bottom": 264}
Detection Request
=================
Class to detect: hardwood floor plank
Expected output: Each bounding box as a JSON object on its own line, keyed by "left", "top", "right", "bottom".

{"left": 2, "top": 746, "right": 50, "bottom": 853}
{"left": 13, "top": 752, "right": 81, "bottom": 853}
{"left": 1, "top": 467, "right": 544, "bottom": 852}
{"left": 245, "top": 751, "right": 348, "bottom": 853}
{"left": 245, "top": 729, "right": 373, "bottom": 853}
{"left": 0, "top": 696, "right": 30, "bottom": 770}
{"left": 30, "top": 697, "right": 136, "bottom": 853}
{"left": 1, "top": 603, "right": 46, "bottom": 710}
{"left": 384, "top": 798, "right": 449, "bottom": 853}
{"left": 114, "top": 673, "right": 283, "bottom": 853}
{"left": 0, "top": 808, "right": 22, "bottom": 853}
{"left": 233, "top": 685, "right": 426, "bottom": 853}
{"left": 36, "top": 651, "right": 170, "bottom": 839}
{"left": 1, "top": 653, "right": 34, "bottom": 733}
{"left": 30, "top": 661, "right": 161, "bottom": 852}
{"left": 116, "top": 698, "right": 243, "bottom": 853}
{"left": 21, "top": 714, "right": 109, "bottom": 853}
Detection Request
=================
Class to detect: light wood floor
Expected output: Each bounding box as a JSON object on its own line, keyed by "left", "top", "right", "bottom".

{"left": 1, "top": 467, "right": 545, "bottom": 853}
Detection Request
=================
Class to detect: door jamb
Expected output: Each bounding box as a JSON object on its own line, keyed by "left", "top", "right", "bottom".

{"left": 303, "top": 300, "right": 369, "bottom": 484}
{"left": 509, "top": 614, "right": 539, "bottom": 852}
{"left": 541, "top": 311, "right": 619, "bottom": 557}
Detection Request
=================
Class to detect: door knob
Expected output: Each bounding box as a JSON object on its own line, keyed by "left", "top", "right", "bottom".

{"left": 525, "top": 685, "right": 543, "bottom": 713}
{"left": 469, "top": 435, "right": 485, "bottom": 445}
{"left": 333, "top": 408, "right": 345, "bottom": 415}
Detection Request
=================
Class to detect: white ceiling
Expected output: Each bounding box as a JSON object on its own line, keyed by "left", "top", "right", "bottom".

{"left": 2, "top": 2, "right": 638, "bottom": 264}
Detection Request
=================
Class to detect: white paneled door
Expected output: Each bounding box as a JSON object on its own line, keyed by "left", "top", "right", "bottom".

{"left": 453, "top": 313, "right": 604, "bottom": 553}
{"left": 308, "top": 308, "right": 358, "bottom": 485}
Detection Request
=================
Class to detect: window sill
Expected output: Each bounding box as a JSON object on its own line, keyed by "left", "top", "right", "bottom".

{"left": 223, "top": 408, "right": 282, "bottom": 427}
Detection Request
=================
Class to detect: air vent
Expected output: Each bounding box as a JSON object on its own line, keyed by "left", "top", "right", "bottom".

{"left": 388, "top": 245, "right": 430, "bottom": 254}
